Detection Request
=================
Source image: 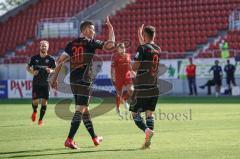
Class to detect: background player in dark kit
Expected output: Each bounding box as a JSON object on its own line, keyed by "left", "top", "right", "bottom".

{"left": 26, "top": 40, "right": 56, "bottom": 126}
{"left": 209, "top": 60, "right": 223, "bottom": 97}
{"left": 224, "top": 59, "right": 236, "bottom": 93}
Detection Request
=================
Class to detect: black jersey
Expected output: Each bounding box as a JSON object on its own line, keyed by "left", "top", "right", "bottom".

{"left": 210, "top": 65, "right": 222, "bottom": 80}
{"left": 224, "top": 64, "right": 235, "bottom": 78}
{"left": 28, "top": 54, "right": 56, "bottom": 86}
{"left": 64, "top": 37, "right": 104, "bottom": 83}
{"left": 134, "top": 43, "right": 161, "bottom": 88}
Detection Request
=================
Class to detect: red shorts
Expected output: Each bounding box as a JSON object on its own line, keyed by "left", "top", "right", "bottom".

{"left": 115, "top": 78, "right": 132, "bottom": 91}
{"left": 115, "top": 70, "right": 133, "bottom": 91}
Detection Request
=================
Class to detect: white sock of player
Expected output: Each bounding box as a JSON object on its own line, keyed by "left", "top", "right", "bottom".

{"left": 123, "top": 100, "right": 129, "bottom": 119}
{"left": 124, "top": 101, "right": 129, "bottom": 110}
{"left": 116, "top": 107, "right": 123, "bottom": 119}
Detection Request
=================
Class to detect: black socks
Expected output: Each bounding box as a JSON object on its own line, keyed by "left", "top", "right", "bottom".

{"left": 133, "top": 113, "right": 148, "bottom": 132}
{"left": 82, "top": 112, "right": 97, "bottom": 138}
{"left": 68, "top": 111, "right": 82, "bottom": 139}
{"left": 39, "top": 105, "right": 47, "bottom": 121}
{"left": 32, "top": 103, "right": 38, "bottom": 113}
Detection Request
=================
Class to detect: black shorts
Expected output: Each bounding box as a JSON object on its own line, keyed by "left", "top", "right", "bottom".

{"left": 32, "top": 84, "right": 49, "bottom": 100}
{"left": 129, "top": 96, "right": 159, "bottom": 113}
{"left": 226, "top": 77, "right": 236, "bottom": 85}
{"left": 70, "top": 80, "right": 92, "bottom": 106}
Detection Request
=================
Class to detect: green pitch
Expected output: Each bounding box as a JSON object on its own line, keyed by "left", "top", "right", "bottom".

{"left": 0, "top": 97, "right": 240, "bottom": 159}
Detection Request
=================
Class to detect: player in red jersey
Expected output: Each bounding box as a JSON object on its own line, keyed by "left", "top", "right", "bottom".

{"left": 111, "top": 43, "right": 134, "bottom": 119}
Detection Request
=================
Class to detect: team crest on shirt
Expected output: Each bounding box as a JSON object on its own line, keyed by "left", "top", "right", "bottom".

{"left": 35, "top": 60, "right": 39, "bottom": 63}
{"left": 45, "top": 59, "right": 49, "bottom": 63}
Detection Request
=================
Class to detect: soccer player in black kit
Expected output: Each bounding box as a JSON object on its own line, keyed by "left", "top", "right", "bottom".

{"left": 51, "top": 17, "right": 115, "bottom": 149}
{"left": 130, "top": 25, "right": 161, "bottom": 149}
{"left": 209, "top": 60, "right": 223, "bottom": 97}
{"left": 224, "top": 59, "right": 236, "bottom": 93}
{"left": 26, "top": 40, "right": 56, "bottom": 126}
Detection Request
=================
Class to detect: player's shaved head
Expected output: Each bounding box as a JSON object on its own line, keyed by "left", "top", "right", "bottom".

{"left": 39, "top": 40, "right": 49, "bottom": 54}
{"left": 80, "top": 21, "right": 94, "bottom": 32}
{"left": 143, "top": 26, "right": 156, "bottom": 40}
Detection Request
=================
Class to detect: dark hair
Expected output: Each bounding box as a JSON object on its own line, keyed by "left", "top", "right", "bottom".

{"left": 144, "top": 26, "right": 156, "bottom": 40}
{"left": 116, "top": 43, "right": 125, "bottom": 48}
{"left": 80, "top": 21, "right": 94, "bottom": 32}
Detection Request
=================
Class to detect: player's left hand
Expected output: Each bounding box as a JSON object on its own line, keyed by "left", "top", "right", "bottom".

{"left": 106, "top": 16, "right": 113, "bottom": 29}
{"left": 46, "top": 68, "right": 53, "bottom": 74}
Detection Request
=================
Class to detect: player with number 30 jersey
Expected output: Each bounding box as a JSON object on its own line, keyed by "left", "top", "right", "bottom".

{"left": 51, "top": 17, "right": 115, "bottom": 149}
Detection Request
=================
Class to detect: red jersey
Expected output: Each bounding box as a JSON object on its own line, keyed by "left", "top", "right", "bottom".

{"left": 112, "top": 53, "right": 131, "bottom": 79}
{"left": 112, "top": 53, "right": 132, "bottom": 90}
{"left": 186, "top": 64, "right": 196, "bottom": 78}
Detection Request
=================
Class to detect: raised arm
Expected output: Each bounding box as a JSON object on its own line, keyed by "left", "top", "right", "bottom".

{"left": 103, "top": 16, "right": 115, "bottom": 50}
{"left": 138, "top": 24, "right": 144, "bottom": 45}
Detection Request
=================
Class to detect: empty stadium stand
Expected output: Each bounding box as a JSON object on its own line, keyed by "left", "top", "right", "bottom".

{"left": 198, "top": 29, "right": 240, "bottom": 58}
{"left": 1, "top": 0, "right": 240, "bottom": 62}
{"left": 97, "top": 0, "right": 240, "bottom": 58}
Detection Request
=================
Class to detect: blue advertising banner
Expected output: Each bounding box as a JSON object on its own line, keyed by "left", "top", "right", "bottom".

{"left": 0, "top": 80, "right": 8, "bottom": 99}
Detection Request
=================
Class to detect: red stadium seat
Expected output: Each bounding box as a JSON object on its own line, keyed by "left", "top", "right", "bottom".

{"left": 2, "top": 0, "right": 240, "bottom": 59}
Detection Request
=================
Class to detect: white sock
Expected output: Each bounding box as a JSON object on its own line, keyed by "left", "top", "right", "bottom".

{"left": 124, "top": 101, "right": 129, "bottom": 110}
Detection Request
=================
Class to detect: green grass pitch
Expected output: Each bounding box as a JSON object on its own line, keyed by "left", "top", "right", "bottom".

{"left": 0, "top": 97, "right": 240, "bottom": 159}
